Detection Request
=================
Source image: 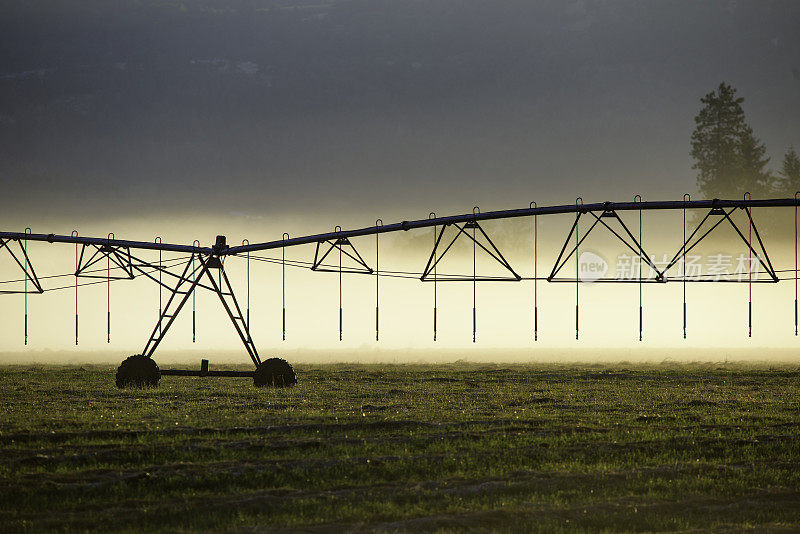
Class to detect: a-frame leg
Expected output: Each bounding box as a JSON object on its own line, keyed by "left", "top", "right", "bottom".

{"left": 142, "top": 254, "right": 208, "bottom": 357}
{"left": 141, "top": 254, "right": 261, "bottom": 368}
{"left": 203, "top": 263, "right": 261, "bottom": 367}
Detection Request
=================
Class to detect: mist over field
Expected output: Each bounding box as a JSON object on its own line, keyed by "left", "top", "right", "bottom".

{"left": 2, "top": 347, "right": 799, "bottom": 366}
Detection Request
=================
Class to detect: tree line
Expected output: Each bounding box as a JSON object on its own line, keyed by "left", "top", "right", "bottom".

{"left": 691, "top": 82, "right": 799, "bottom": 199}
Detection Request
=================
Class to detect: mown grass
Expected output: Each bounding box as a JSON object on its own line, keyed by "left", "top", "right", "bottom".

{"left": 0, "top": 362, "right": 798, "bottom": 532}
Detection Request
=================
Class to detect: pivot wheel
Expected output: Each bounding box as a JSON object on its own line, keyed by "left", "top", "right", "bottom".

{"left": 253, "top": 358, "right": 296, "bottom": 388}
{"left": 115, "top": 354, "right": 161, "bottom": 388}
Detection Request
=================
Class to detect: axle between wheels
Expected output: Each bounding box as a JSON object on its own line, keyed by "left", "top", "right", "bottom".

{"left": 115, "top": 355, "right": 296, "bottom": 388}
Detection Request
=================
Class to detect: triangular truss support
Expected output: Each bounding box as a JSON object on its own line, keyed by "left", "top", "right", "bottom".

{"left": 0, "top": 237, "right": 44, "bottom": 294}
{"left": 661, "top": 205, "right": 778, "bottom": 282}
{"left": 76, "top": 243, "right": 134, "bottom": 280}
{"left": 420, "top": 220, "right": 521, "bottom": 282}
{"left": 548, "top": 208, "right": 663, "bottom": 282}
{"left": 312, "top": 237, "right": 373, "bottom": 274}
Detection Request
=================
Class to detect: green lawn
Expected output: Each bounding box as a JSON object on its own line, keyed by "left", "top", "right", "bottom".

{"left": 1, "top": 363, "right": 798, "bottom": 532}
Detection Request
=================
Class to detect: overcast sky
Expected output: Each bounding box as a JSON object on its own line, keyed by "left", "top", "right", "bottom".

{"left": 1, "top": 0, "right": 798, "bottom": 227}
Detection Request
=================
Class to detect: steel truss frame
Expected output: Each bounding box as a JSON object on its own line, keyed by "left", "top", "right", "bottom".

{"left": 312, "top": 237, "right": 373, "bottom": 274}
{"left": 546, "top": 203, "right": 777, "bottom": 283}
{"left": 660, "top": 205, "right": 778, "bottom": 282}
{"left": 420, "top": 220, "right": 521, "bottom": 281}
{"left": 76, "top": 243, "right": 135, "bottom": 280}
{"left": 0, "top": 237, "right": 44, "bottom": 294}
{"left": 548, "top": 208, "right": 662, "bottom": 283}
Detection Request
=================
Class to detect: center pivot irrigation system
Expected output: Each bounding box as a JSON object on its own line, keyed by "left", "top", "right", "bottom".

{"left": 2, "top": 196, "right": 800, "bottom": 388}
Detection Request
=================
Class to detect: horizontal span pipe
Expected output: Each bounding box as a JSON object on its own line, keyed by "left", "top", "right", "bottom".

{"left": 3, "top": 198, "right": 798, "bottom": 255}
{"left": 227, "top": 198, "right": 800, "bottom": 255}
{"left": 0, "top": 232, "right": 212, "bottom": 255}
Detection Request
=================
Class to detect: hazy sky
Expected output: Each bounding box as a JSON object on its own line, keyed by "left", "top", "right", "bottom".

{"left": 1, "top": 1, "right": 800, "bottom": 359}
{"left": 1, "top": 0, "right": 798, "bottom": 227}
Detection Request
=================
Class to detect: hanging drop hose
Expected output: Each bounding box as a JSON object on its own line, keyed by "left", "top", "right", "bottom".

{"left": 575, "top": 198, "right": 582, "bottom": 340}
{"left": 192, "top": 239, "right": 200, "bottom": 343}
{"left": 472, "top": 206, "right": 479, "bottom": 343}
{"left": 24, "top": 227, "right": 30, "bottom": 345}
{"left": 336, "top": 225, "right": 343, "bottom": 341}
{"left": 155, "top": 237, "right": 162, "bottom": 336}
{"left": 72, "top": 230, "right": 78, "bottom": 345}
{"left": 242, "top": 239, "right": 250, "bottom": 334}
{"left": 375, "top": 219, "right": 382, "bottom": 341}
{"left": 429, "top": 212, "right": 437, "bottom": 342}
{"left": 683, "top": 194, "right": 689, "bottom": 339}
{"left": 282, "top": 233, "right": 288, "bottom": 341}
{"left": 107, "top": 232, "right": 114, "bottom": 343}
{"left": 635, "top": 195, "right": 642, "bottom": 341}
{"left": 530, "top": 202, "right": 537, "bottom": 341}
{"left": 745, "top": 192, "right": 752, "bottom": 337}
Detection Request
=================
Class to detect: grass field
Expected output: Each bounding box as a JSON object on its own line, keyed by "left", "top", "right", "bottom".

{"left": 1, "top": 362, "right": 799, "bottom": 532}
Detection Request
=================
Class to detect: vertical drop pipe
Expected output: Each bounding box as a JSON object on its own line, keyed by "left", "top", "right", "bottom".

{"left": 794, "top": 191, "right": 800, "bottom": 336}
{"left": 282, "top": 233, "right": 288, "bottom": 341}
{"left": 575, "top": 199, "right": 582, "bottom": 340}
{"left": 107, "top": 232, "right": 114, "bottom": 343}
{"left": 635, "top": 195, "right": 643, "bottom": 341}
{"left": 682, "top": 195, "right": 689, "bottom": 338}
{"left": 472, "top": 207, "right": 479, "bottom": 343}
{"left": 192, "top": 240, "right": 200, "bottom": 343}
{"left": 375, "top": 220, "right": 382, "bottom": 341}
{"left": 72, "top": 231, "right": 79, "bottom": 345}
{"left": 744, "top": 193, "right": 752, "bottom": 337}
{"left": 23, "top": 228, "right": 30, "bottom": 345}
{"left": 155, "top": 237, "right": 162, "bottom": 336}
{"left": 530, "top": 202, "right": 538, "bottom": 341}
{"left": 430, "top": 212, "right": 437, "bottom": 341}
{"left": 336, "top": 226, "right": 343, "bottom": 341}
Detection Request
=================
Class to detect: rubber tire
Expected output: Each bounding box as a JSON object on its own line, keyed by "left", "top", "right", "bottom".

{"left": 115, "top": 354, "right": 160, "bottom": 388}
{"left": 253, "top": 358, "right": 296, "bottom": 388}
